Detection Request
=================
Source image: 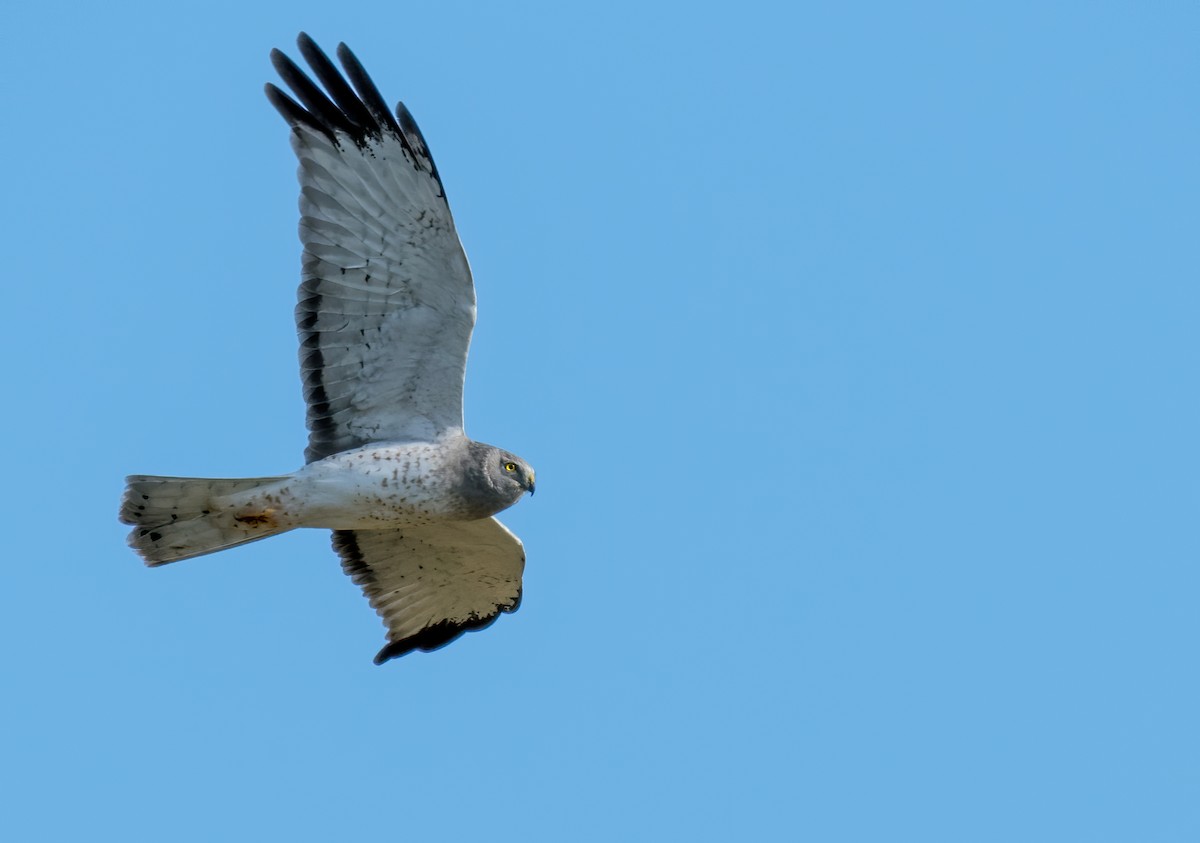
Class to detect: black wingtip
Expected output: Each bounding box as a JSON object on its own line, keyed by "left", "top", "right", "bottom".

{"left": 372, "top": 613, "right": 510, "bottom": 665}
{"left": 335, "top": 41, "right": 404, "bottom": 137}
{"left": 266, "top": 34, "right": 380, "bottom": 146}
{"left": 265, "top": 34, "right": 448, "bottom": 198}
{"left": 270, "top": 46, "right": 362, "bottom": 139}
{"left": 264, "top": 82, "right": 328, "bottom": 137}
{"left": 296, "top": 34, "right": 376, "bottom": 133}
{"left": 395, "top": 101, "right": 444, "bottom": 187}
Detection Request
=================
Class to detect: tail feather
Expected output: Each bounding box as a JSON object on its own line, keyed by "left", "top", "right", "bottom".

{"left": 120, "top": 475, "right": 292, "bottom": 566}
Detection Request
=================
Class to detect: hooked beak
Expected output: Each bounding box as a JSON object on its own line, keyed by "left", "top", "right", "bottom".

{"left": 526, "top": 471, "right": 536, "bottom": 496}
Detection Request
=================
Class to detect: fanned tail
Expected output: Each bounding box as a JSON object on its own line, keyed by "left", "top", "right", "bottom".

{"left": 120, "top": 475, "right": 292, "bottom": 566}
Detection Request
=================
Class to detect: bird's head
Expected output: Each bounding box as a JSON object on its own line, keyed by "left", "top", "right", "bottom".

{"left": 494, "top": 451, "right": 536, "bottom": 499}
{"left": 461, "top": 441, "right": 537, "bottom": 516}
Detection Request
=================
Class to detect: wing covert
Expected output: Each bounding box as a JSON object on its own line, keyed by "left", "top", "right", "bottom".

{"left": 267, "top": 33, "right": 476, "bottom": 462}
{"left": 332, "top": 518, "right": 525, "bottom": 664}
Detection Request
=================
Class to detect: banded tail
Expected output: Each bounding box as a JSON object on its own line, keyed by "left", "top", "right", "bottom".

{"left": 120, "top": 475, "right": 292, "bottom": 566}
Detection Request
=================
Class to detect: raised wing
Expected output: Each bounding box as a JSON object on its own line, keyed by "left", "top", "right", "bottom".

{"left": 333, "top": 519, "right": 525, "bottom": 664}
{"left": 266, "top": 34, "right": 476, "bottom": 462}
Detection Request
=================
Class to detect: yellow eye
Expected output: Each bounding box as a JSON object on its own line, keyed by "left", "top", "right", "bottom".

{"left": 504, "top": 462, "right": 517, "bottom": 472}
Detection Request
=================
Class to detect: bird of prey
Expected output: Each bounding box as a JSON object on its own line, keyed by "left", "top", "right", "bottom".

{"left": 120, "top": 34, "right": 536, "bottom": 665}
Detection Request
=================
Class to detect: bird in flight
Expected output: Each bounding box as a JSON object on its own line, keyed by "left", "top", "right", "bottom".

{"left": 120, "top": 33, "right": 536, "bottom": 665}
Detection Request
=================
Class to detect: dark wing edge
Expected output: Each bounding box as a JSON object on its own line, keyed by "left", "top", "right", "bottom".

{"left": 333, "top": 523, "right": 525, "bottom": 665}
{"left": 266, "top": 32, "right": 472, "bottom": 463}
{"left": 372, "top": 604, "right": 519, "bottom": 665}
{"left": 265, "top": 32, "right": 445, "bottom": 198}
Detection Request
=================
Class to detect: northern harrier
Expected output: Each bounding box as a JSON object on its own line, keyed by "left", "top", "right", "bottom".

{"left": 120, "top": 34, "right": 535, "bottom": 664}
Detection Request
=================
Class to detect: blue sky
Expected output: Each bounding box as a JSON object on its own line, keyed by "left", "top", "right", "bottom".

{"left": 2, "top": 1, "right": 1197, "bottom": 840}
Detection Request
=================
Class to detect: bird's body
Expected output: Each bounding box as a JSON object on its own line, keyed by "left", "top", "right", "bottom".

{"left": 119, "top": 34, "right": 535, "bottom": 664}
{"left": 126, "top": 436, "right": 528, "bottom": 545}
{"left": 234, "top": 437, "right": 529, "bottom": 531}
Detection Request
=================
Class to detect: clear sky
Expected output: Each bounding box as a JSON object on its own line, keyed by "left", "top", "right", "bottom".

{"left": 2, "top": 1, "right": 1197, "bottom": 840}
